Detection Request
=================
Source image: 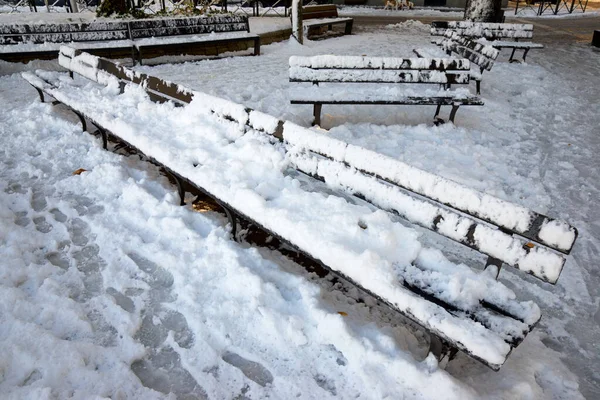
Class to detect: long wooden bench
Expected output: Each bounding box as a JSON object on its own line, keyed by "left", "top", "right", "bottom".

{"left": 302, "top": 4, "right": 353, "bottom": 39}
{"left": 0, "top": 15, "right": 259, "bottom": 64}
{"left": 414, "top": 31, "right": 500, "bottom": 95}
{"left": 22, "top": 46, "right": 578, "bottom": 371}
{"left": 431, "top": 21, "right": 544, "bottom": 62}
{"left": 129, "top": 15, "right": 260, "bottom": 65}
{"left": 289, "top": 55, "right": 484, "bottom": 126}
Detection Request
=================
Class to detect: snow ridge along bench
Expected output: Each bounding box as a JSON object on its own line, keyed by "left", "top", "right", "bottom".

{"left": 414, "top": 31, "right": 500, "bottom": 95}
{"left": 289, "top": 55, "right": 483, "bottom": 126}
{"left": 0, "top": 15, "right": 259, "bottom": 64}
{"left": 22, "top": 46, "right": 578, "bottom": 371}
{"left": 302, "top": 5, "right": 353, "bottom": 39}
{"left": 431, "top": 21, "right": 544, "bottom": 63}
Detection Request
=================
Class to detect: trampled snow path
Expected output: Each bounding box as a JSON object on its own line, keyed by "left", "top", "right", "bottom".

{"left": 0, "top": 19, "right": 598, "bottom": 399}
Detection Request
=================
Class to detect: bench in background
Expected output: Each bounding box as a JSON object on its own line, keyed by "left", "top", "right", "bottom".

{"left": 130, "top": 15, "right": 260, "bottom": 65}
{"left": 302, "top": 5, "right": 353, "bottom": 39}
{"left": 414, "top": 31, "right": 500, "bottom": 94}
{"left": 0, "top": 15, "right": 259, "bottom": 64}
{"left": 431, "top": 21, "right": 544, "bottom": 62}
{"left": 289, "top": 55, "right": 483, "bottom": 126}
{"left": 22, "top": 46, "right": 578, "bottom": 371}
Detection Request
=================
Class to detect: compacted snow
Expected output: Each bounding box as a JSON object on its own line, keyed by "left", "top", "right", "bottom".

{"left": 1, "top": 15, "right": 599, "bottom": 400}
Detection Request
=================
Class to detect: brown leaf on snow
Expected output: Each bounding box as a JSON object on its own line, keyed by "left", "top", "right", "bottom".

{"left": 72, "top": 168, "right": 87, "bottom": 175}
{"left": 524, "top": 242, "right": 535, "bottom": 249}
{"left": 338, "top": 311, "right": 348, "bottom": 317}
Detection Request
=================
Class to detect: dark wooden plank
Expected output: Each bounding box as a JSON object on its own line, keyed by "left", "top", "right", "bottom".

{"left": 290, "top": 97, "right": 484, "bottom": 105}
{"left": 131, "top": 23, "right": 248, "bottom": 39}
{"left": 290, "top": 71, "right": 471, "bottom": 84}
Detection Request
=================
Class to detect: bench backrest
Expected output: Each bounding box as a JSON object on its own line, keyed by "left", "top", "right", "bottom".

{"left": 59, "top": 46, "right": 578, "bottom": 284}
{"left": 128, "top": 15, "right": 250, "bottom": 39}
{"left": 289, "top": 55, "right": 472, "bottom": 85}
{"left": 0, "top": 15, "right": 250, "bottom": 45}
{"left": 432, "top": 21, "right": 534, "bottom": 40}
{"left": 441, "top": 31, "right": 500, "bottom": 71}
{"left": 0, "top": 21, "right": 129, "bottom": 44}
{"left": 302, "top": 4, "right": 339, "bottom": 20}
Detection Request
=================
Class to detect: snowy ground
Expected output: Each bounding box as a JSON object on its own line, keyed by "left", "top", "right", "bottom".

{"left": 1, "top": 15, "right": 600, "bottom": 400}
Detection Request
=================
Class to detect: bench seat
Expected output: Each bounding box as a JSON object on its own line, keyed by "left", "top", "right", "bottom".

{"left": 133, "top": 31, "right": 260, "bottom": 64}
{"left": 303, "top": 17, "right": 355, "bottom": 28}
{"left": 289, "top": 87, "right": 482, "bottom": 105}
{"left": 478, "top": 39, "right": 545, "bottom": 50}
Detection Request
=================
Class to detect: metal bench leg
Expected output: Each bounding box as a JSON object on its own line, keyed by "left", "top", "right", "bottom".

{"left": 254, "top": 38, "right": 261, "bottom": 56}
{"left": 313, "top": 103, "right": 322, "bottom": 126}
{"left": 522, "top": 48, "right": 530, "bottom": 62}
{"left": 476, "top": 80, "right": 481, "bottom": 95}
{"left": 345, "top": 20, "right": 353, "bottom": 35}
{"left": 433, "top": 104, "right": 443, "bottom": 125}
{"left": 72, "top": 110, "right": 87, "bottom": 132}
{"left": 175, "top": 176, "right": 186, "bottom": 206}
{"left": 430, "top": 335, "right": 458, "bottom": 368}
{"left": 216, "top": 200, "right": 238, "bottom": 239}
{"left": 448, "top": 105, "right": 460, "bottom": 123}
{"left": 484, "top": 256, "right": 503, "bottom": 280}
{"left": 509, "top": 48, "right": 518, "bottom": 63}
{"left": 94, "top": 125, "right": 108, "bottom": 150}
{"left": 34, "top": 87, "right": 45, "bottom": 103}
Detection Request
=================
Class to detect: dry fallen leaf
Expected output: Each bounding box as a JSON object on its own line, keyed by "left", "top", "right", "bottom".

{"left": 72, "top": 168, "right": 87, "bottom": 175}
{"left": 524, "top": 242, "right": 535, "bottom": 249}
{"left": 338, "top": 311, "right": 348, "bottom": 317}
{"left": 192, "top": 201, "right": 220, "bottom": 213}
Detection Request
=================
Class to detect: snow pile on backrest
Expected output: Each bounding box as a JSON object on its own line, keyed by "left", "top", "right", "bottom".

{"left": 279, "top": 122, "right": 576, "bottom": 255}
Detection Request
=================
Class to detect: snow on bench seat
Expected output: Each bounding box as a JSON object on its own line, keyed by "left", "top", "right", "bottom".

{"left": 132, "top": 31, "right": 259, "bottom": 46}
{"left": 477, "top": 39, "right": 545, "bottom": 50}
{"left": 21, "top": 52, "right": 551, "bottom": 369}
{"left": 0, "top": 39, "right": 134, "bottom": 53}
{"left": 289, "top": 85, "right": 481, "bottom": 104}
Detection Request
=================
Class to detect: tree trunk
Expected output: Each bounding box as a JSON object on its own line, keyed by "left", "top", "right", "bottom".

{"left": 96, "top": 0, "right": 129, "bottom": 16}
{"left": 291, "top": 0, "right": 303, "bottom": 45}
{"left": 464, "top": 0, "right": 503, "bottom": 22}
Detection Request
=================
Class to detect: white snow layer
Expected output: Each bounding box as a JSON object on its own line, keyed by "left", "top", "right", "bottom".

{"left": 1, "top": 18, "right": 592, "bottom": 400}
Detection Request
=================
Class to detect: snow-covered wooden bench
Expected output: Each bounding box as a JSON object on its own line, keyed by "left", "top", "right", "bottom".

{"left": 21, "top": 46, "right": 579, "bottom": 371}
{"left": 129, "top": 15, "right": 260, "bottom": 65}
{"left": 302, "top": 5, "right": 353, "bottom": 39}
{"left": 0, "top": 21, "right": 133, "bottom": 63}
{"left": 414, "top": 31, "right": 500, "bottom": 95}
{"left": 288, "top": 55, "right": 484, "bottom": 126}
{"left": 0, "top": 16, "right": 259, "bottom": 64}
{"left": 431, "top": 21, "right": 544, "bottom": 63}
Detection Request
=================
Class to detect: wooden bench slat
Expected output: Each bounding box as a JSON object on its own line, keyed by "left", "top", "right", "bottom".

{"left": 290, "top": 67, "right": 471, "bottom": 84}
{"left": 290, "top": 55, "right": 471, "bottom": 71}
